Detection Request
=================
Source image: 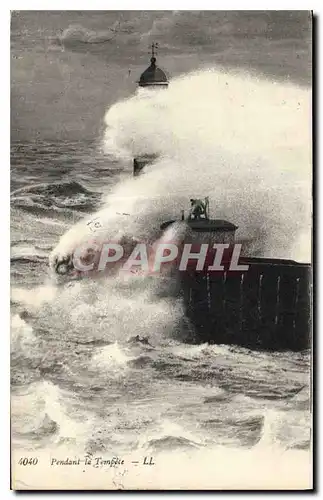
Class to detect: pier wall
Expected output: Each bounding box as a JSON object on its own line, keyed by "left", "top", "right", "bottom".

{"left": 180, "top": 259, "right": 311, "bottom": 351}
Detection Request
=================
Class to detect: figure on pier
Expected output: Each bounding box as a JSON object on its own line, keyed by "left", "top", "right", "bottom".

{"left": 189, "top": 197, "right": 209, "bottom": 220}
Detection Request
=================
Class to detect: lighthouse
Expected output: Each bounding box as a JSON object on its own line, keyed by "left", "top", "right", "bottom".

{"left": 138, "top": 42, "right": 169, "bottom": 89}
{"left": 133, "top": 43, "right": 169, "bottom": 176}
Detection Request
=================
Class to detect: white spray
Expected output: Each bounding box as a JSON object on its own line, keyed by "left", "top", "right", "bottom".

{"left": 51, "top": 67, "right": 311, "bottom": 268}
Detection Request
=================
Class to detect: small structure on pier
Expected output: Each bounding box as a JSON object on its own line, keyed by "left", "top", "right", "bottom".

{"left": 186, "top": 197, "right": 238, "bottom": 244}
{"left": 161, "top": 197, "right": 238, "bottom": 245}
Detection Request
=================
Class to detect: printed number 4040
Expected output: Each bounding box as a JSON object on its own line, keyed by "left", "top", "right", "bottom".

{"left": 18, "top": 458, "right": 38, "bottom": 466}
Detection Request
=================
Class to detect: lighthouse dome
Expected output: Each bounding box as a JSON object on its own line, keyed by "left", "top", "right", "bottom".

{"left": 138, "top": 56, "right": 168, "bottom": 88}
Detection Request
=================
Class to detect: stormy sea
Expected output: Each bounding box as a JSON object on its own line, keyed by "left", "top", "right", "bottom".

{"left": 11, "top": 11, "right": 312, "bottom": 489}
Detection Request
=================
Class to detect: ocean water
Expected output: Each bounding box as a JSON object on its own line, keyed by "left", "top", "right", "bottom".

{"left": 11, "top": 66, "right": 312, "bottom": 489}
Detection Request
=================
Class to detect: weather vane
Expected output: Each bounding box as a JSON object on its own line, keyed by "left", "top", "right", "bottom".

{"left": 150, "top": 42, "right": 159, "bottom": 58}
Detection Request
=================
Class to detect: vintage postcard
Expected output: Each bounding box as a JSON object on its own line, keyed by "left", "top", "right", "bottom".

{"left": 11, "top": 10, "right": 313, "bottom": 490}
